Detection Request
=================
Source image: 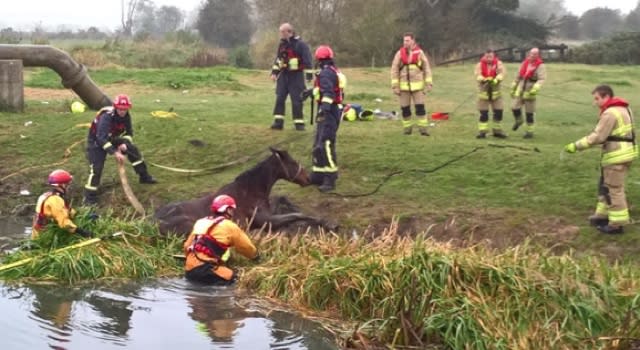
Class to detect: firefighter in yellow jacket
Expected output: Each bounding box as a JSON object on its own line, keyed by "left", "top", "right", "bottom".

{"left": 32, "top": 169, "right": 93, "bottom": 239}
{"left": 390, "top": 32, "right": 433, "bottom": 136}
{"left": 511, "top": 47, "right": 546, "bottom": 138}
{"left": 564, "top": 85, "right": 638, "bottom": 234}
{"left": 475, "top": 50, "right": 507, "bottom": 138}
{"left": 183, "top": 195, "right": 260, "bottom": 285}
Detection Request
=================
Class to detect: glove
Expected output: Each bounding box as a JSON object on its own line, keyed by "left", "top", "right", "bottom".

{"left": 252, "top": 252, "right": 261, "bottom": 263}
{"left": 529, "top": 83, "right": 541, "bottom": 96}
{"left": 523, "top": 91, "right": 532, "bottom": 100}
{"left": 490, "top": 78, "right": 500, "bottom": 87}
{"left": 392, "top": 86, "right": 400, "bottom": 95}
{"left": 76, "top": 227, "right": 94, "bottom": 238}
{"left": 564, "top": 143, "right": 577, "bottom": 153}
{"left": 305, "top": 72, "right": 314, "bottom": 82}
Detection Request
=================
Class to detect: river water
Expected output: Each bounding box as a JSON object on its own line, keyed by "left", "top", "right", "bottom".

{"left": 0, "top": 217, "right": 338, "bottom": 350}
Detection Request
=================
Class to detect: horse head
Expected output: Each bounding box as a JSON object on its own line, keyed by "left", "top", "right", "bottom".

{"left": 269, "top": 147, "right": 311, "bottom": 187}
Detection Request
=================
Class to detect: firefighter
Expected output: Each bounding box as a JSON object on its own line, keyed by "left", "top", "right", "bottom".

{"left": 475, "top": 50, "right": 507, "bottom": 139}
{"left": 310, "top": 45, "right": 346, "bottom": 193}
{"left": 564, "top": 85, "right": 638, "bottom": 234}
{"left": 390, "top": 32, "right": 433, "bottom": 136}
{"left": 83, "top": 94, "right": 156, "bottom": 205}
{"left": 510, "top": 47, "right": 546, "bottom": 139}
{"left": 270, "top": 23, "right": 314, "bottom": 131}
{"left": 183, "top": 195, "right": 260, "bottom": 285}
{"left": 32, "top": 169, "right": 93, "bottom": 239}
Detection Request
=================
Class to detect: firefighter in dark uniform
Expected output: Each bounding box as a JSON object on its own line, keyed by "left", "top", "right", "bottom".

{"left": 270, "top": 22, "right": 314, "bottom": 131}
{"left": 83, "top": 94, "right": 156, "bottom": 205}
{"left": 311, "top": 45, "right": 346, "bottom": 193}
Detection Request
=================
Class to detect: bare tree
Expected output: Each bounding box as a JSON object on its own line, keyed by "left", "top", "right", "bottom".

{"left": 121, "top": 0, "right": 142, "bottom": 37}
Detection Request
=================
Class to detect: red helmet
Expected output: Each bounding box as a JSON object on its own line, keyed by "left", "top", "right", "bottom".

{"left": 315, "top": 45, "right": 334, "bottom": 60}
{"left": 211, "top": 195, "right": 237, "bottom": 214}
{"left": 48, "top": 169, "right": 73, "bottom": 185}
{"left": 113, "top": 94, "right": 132, "bottom": 110}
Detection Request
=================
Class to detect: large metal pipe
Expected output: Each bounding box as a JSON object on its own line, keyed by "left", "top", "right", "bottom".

{"left": 0, "top": 44, "right": 111, "bottom": 110}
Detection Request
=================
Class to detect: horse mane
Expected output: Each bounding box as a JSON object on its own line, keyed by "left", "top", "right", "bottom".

{"left": 233, "top": 154, "right": 276, "bottom": 184}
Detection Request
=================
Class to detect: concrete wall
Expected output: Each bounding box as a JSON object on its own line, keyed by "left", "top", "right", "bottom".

{"left": 0, "top": 60, "right": 24, "bottom": 112}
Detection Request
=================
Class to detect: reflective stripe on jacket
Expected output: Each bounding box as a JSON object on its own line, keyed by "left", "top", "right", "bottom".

{"left": 575, "top": 106, "right": 638, "bottom": 166}
{"left": 390, "top": 47, "right": 432, "bottom": 92}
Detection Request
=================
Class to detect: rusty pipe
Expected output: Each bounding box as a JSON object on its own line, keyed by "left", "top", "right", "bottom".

{"left": 0, "top": 44, "right": 111, "bottom": 110}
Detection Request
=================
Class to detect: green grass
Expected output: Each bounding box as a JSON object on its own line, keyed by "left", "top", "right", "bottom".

{"left": 4, "top": 63, "right": 640, "bottom": 253}
{"left": 25, "top": 66, "right": 248, "bottom": 90}
{"left": 240, "top": 231, "right": 640, "bottom": 349}
{"left": 0, "top": 209, "right": 183, "bottom": 283}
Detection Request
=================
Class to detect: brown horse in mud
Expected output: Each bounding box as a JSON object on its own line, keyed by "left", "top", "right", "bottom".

{"left": 154, "top": 148, "right": 333, "bottom": 235}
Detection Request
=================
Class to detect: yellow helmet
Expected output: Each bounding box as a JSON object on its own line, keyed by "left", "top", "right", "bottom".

{"left": 70, "top": 101, "right": 86, "bottom": 113}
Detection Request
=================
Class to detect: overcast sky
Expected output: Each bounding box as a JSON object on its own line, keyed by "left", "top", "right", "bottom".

{"left": 0, "top": 0, "right": 637, "bottom": 30}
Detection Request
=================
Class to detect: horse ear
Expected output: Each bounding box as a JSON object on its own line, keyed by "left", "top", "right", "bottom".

{"left": 269, "top": 147, "right": 284, "bottom": 157}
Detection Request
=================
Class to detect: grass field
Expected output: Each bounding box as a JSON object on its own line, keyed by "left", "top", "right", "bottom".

{"left": 2, "top": 63, "right": 640, "bottom": 256}
{"left": 2, "top": 62, "right": 640, "bottom": 348}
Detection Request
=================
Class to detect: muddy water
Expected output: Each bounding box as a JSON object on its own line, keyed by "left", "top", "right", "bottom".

{"left": 0, "top": 218, "right": 338, "bottom": 350}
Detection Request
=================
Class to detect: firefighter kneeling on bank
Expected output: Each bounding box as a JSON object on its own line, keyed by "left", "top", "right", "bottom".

{"left": 564, "top": 85, "right": 638, "bottom": 234}
{"left": 183, "top": 195, "right": 260, "bottom": 285}
{"left": 310, "top": 45, "right": 346, "bottom": 193}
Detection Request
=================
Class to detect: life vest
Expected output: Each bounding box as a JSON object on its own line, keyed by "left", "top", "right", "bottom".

{"left": 89, "top": 107, "right": 126, "bottom": 138}
{"left": 32, "top": 190, "right": 68, "bottom": 232}
{"left": 399, "top": 45, "right": 423, "bottom": 68}
{"left": 480, "top": 58, "right": 498, "bottom": 78}
{"left": 277, "top": 39, "right": 303, "bottom": 71}
{"left": 314, "top": 66, "right": 346, "bottom": 105}
{"left": 188, "top": 216, "right": 230, "bottom": 263}
{"left": 518, "top": 57, "right": 543, "bottom": 81}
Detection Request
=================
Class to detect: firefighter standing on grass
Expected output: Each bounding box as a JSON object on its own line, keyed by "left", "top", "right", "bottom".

{"left": 83, "top": 94, "right": 156, "bottom": 205}
{"left": 511, "top": 47, "right": 546, "bottom": 139}
{"left": 475, "top": 50, "right": 507, "bottom": 139}
{"left": 270, "top": 23, "right": 314, "bottom": 131}
{"left": 183, "top": 195, "right": 260, "bottom": 285}
{"left": 564, "top": 85, "right": 638, "bottom": 234}
{"left": 390, "top": 32, "right": 433, "bottom": 136}
{"left": 32, "top": 169, "right": 93, "bottom": 239}
{"left": 310, "top": 45, "right": 346, "bottom": 193}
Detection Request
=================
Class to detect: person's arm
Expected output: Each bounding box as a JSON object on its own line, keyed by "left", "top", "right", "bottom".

{"left": 96, "top": 113, "right": 117, "bottom": 154}
{"left": 271, "top": 42, "right": 283, "bottom": 76}
{"left": 122, "top": 114, "right": 133, "bottom": 143}
{"left": 390, "top": 51, "right": 401, "bottom": 89}
{"left": 496, "top": 61, "right": 505, "bottom": 82}
{"left": 183, "top": 233, "right": 196, "bottom": 255}
{"left": 530, "top": 63, "right": 546, "bottom": 94}
{"left": 301, "top": 41, "right": 314, "bottom": 82}
{"left": 45, "top": 196, "right": 77, "bottom": 233}
{"left": 318, "top": 69, "right": 336, "bottom": 111}
{"left": 575, "top": 112, "right": 617, "bottom": 150}
{"left": 474, "top": 62, "right": 483, "bottom": 82}
{"left": 421, "top": 50, "right": 433, "bottom": 86}
{"left": 228, "top": 223, "right": 258, "bottom": 260}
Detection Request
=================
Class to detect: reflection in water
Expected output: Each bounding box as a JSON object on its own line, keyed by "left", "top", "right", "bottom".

{"left": 0, "top": 280, "right": 337, "bottom": 350}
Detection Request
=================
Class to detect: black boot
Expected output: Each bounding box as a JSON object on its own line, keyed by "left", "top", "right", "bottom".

{"left": 134, "top": 162, "right": 158, "bottom": 184}
{"left": 589, "top": 216, "right": 608, "bottom": 227}
{"left": 83, "top": 190, "right": 98, "bottom": 206}
{"left": 598, "top": 225, "right": 624, "bottom": 235}
{"left": 476, "top": 131, "right": 487, "bottom": 139}
{"left": 294, "top": 122, "right": 305, "bottom": 131}
{"left": 318, "top": 176, "right": 336, "bottom": 193}
{"left": 270, "top": 118, "right": 284, "bottom": 130}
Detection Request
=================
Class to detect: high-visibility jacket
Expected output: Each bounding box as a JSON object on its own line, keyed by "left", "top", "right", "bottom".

{"left": 314, "top": 62, "right": 346, "bottom": 105}
{"left": 31, "top": 188, "right": 78, "bottom": 239}
{"left": 474, "top": 58, "right": 505, "bottom": 100}
{"left": 88, "top": 107, "right": 134, "bottom": 154}
{"left": 390, "top": 45, "right": 433, "bottom": 92}
{"left": 512, "top": 59, "right": 546, "bottom": 100}
{"left": 575, "top": 99, "right": 638, "bottom": 166}
{"left": 183, "top": 216, "right": 258, "bottom": 274}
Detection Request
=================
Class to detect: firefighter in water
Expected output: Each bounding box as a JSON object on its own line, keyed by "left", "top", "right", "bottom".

{"left": 475, "top": 50, "right": 507, "bottom": 139}
{"left": 183, "top": 195, "right": 260, "bottom": 285}
{"left": 310, "top": 45, "right": 346, "bottom": 193}
{"left": 390, "top": 32, "right": 433, "bottom": 136}
{"left": 83, "top": 94, "right": 156, "bottom": 205}
{"left": 564, "top": 85, "right": 638, "bottom": 234}
{"left": 270, "top": 22, "right": 314, "bottom": 131}
{"left": 511, "top": 47, "right": 546, "bottom": 138}
{"left": 32, "top": 169, "right": 93, "bottom": 239}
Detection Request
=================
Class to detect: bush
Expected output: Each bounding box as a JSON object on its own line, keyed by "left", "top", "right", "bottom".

{"left": 571, "top": 32, "right": 640, "bottom": 65}
{"left": 229, "top": 46, "right": 253, "bottom": 68}
{"left": 186, "top": 47, "right": 228, "bottom": 67}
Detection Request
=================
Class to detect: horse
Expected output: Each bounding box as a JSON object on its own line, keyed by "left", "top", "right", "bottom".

{"left": 154, "top": 147, "right": 332, "bottom": 235}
